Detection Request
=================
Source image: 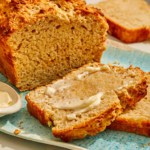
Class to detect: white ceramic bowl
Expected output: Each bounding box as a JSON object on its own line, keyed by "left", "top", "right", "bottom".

{"left": 0, "top": 82, "right": 22, "bottom": 117}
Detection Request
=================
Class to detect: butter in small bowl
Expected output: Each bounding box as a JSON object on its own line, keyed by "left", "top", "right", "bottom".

{"left": 0, "top": 91, "right": 13, "bottom": 108}
{"left": 0, "top": 82, "right": 22, "bottom": 117}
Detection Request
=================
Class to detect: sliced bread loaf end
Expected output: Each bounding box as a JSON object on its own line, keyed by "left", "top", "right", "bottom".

{"left": 0, "top": 0, "right": 108, "bottom": 91}
{"left": 93, "top": 0, "right": 150, "bottom": 43}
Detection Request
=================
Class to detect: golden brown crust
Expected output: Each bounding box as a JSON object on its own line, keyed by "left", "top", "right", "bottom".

{"left": 107, "top": 18, "right": 150, "bottom": 43}
{"left": 108, "top": 118, "right": 150, "bottom": 137}
{"left": 26, "top": 95, "right": 52, "bottom": 125}
{"left": 0, "top": 0, "right": 105, "bottom": 39}
{"left": 0, "top": 40, "right": 17, "bottom": 84}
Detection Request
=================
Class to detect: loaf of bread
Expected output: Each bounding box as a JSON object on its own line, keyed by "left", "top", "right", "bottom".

{"left": 0, "top": 0, "right": 108, "bottom": 91}
{"left": 93, "top": 0, "right": 150, "bottom": 43}
{"left": 26, "top": 62, "right": 147, "bottom": 141}
{"left": 109, "top": 73, "right": 150, "bottom": 137}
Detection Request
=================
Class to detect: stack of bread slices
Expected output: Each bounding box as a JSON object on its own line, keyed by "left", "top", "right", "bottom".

{"left": 26, "top": 63, "right": 148, "bottom": 141}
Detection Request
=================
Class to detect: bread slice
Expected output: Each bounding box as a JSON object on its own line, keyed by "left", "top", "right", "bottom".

{"left": 109, "top": 73, "right": 150, "bottom": 137}
{"left": 93, "top": 0, "right": 150, "bottom": 43}
{"left": 0, "top": 0, "right": 108, "bottom": 91}
{"left": 26, "top": 63, "right": 147, "bottom": 141}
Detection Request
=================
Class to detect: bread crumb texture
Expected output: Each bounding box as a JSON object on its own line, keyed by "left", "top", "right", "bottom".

{"left": 0, "top": 0, "right": 108, "bottom": 91}
{"left": 93, "top": 0, "right": 150, "bottom": 43}
{"left": 26, "top": 63, "right": 147, "bottom": 141}
{"left": 109, "top": 73, "right": 150, "bottom": 137}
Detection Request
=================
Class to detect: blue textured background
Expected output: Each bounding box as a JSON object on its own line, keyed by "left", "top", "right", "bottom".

{"left": 0, "top": 45, "right": 150, "bottom": 150}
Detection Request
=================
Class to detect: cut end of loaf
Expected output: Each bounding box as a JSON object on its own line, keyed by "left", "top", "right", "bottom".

{"left": 93, "top": 0, "right": 150, "bottom": 43}
{"left": 0, "top": 1, "right": 108, "bottom": 91}
{"left": 107, "top": 19, "right": 150, "bottom": 43}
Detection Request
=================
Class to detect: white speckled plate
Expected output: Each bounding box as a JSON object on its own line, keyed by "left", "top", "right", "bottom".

{"left": 0, "top": 40, "right": 150, "bottom": 150}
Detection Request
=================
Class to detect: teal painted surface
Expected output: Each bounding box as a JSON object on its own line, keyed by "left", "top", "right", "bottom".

{"left": 0, "top": 46, "right": 150, "bottom": 150}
